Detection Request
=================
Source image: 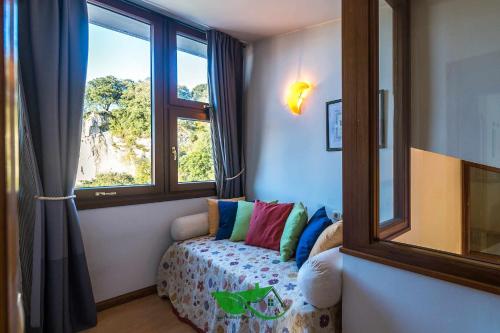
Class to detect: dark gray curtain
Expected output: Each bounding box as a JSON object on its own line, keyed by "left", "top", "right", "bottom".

{"left": 207, "top": 30, "right": 245, "bottom": 198}
{"left": 19, "top": 1, "right": 97, "bottom": 332}
{"left": 18, "top": 80, "right": 43, "bottom": 332}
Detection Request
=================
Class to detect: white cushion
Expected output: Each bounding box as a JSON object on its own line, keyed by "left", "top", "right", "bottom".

{"left": 171, "top": 212, "right": 209, "bottom": 241}
{"left": 297, "top": 246, "right": 342, "bottom": 309}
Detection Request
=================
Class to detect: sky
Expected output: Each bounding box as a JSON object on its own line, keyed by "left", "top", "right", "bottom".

{"left": 87, "top": 24, "right": 207, "bottom": 90}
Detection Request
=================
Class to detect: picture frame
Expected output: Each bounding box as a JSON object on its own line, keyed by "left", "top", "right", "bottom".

{"left": 326, "top": 99, "right": 342, "bottom": 151}
{"left": 326, "top": 93, "right": 386, "bottom": 152}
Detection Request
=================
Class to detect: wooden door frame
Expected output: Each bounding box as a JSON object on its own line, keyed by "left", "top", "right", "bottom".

{"left": 1, "top": 0, "right": 20, "bottom": 331}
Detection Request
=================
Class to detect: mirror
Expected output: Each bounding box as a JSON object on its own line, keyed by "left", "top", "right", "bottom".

{"left": 378, "top": 0, "right": 395, "bottom": 224}
{"left": 379, "top": 0, "right": 500, "bottom": 264}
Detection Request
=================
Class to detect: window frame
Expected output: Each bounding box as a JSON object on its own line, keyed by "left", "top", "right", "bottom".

{"left": 376, "top": 0, "right": 410, "bottom": 241}
{"left": 462, "top": 160, "right": 500, "bottom": 265}
{"left": 76, "top": 0, "right": 165, "bottom": 204}
{"left": 341, "top": 0, "right": 500, "bottom": 295}
{"left": 168, "top": 107, "right": 216, "bottom": 192}
{"left": 167, "top": 23, "right": 215, "bottom": 192}
{"left": 76, "top": 0, "right": 216, "bottom": 210}
{"left": 168, "top": 22, "right": 209, "bottom": 110}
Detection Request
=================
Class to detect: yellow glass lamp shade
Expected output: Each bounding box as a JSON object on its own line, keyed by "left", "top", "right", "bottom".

{"left": 286, "top": 81, "right": 311, "bottom": 115}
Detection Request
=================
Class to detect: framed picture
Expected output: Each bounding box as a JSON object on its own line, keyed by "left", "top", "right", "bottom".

{"left": 326, "top": 99, "right": 342, "bottom": 151}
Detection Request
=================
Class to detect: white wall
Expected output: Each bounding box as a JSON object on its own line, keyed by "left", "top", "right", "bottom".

{"left": 244, "top": 20, "right": 342, "bottom": 215}
{"left": 79, "top": 197, "right": 208, "bottom": 302}
{"left": 343, "top": 255, "right": 500, "bottom": 333}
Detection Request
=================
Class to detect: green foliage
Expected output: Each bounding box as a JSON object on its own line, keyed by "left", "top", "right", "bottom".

{"left": 134, "top": 157, "right": 152, "bottom": 185}
{"left": 191, "top": 83, "right": 209, "bottom": 103}
{"left": 83, "top": 77, "right": 213, "bottom": 186}
{"left": 85, "top": 76, "right": 130, "bottom": 112}
{"left": 109, "top": 79, "right": 151, "bottom": 152}
{"left": 79, "top": 172, "right": 135, "bottom": 187}
{"left": 177, "top": 83, "right": 209, "bottom": 103}
{"left": 177, "top": 119, "right": 215, "bottom": 183}
{"left": 84, "top": 76, "right": 131, "bottom": 132}
{"left": 84, "top": 76, "right": 152, "bottom": 185}
{"left": 177, "top": 85, "right": 192, "bottom": 100}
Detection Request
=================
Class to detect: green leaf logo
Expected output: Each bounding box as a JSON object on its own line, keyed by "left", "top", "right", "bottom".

{"left": 211, "top": 283, "right": 289, "bottom": 321}
{"left": 211, "top": 291, "right": 247, "bottom": 315}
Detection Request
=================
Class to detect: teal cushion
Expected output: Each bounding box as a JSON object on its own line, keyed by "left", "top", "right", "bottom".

{"left": 230, "top": 201, "right": 255, "bottom": 241}
{"left": 280, "top": 203, "right": 308, "bottom": 261}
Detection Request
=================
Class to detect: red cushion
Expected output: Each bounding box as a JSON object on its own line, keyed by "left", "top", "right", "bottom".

{"left": 245, "top": 201, "right": 294, "bottom": 250}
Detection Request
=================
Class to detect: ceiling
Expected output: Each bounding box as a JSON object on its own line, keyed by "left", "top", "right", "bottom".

{"left": 139, "top": 0, "right": 342, "bottom": 42}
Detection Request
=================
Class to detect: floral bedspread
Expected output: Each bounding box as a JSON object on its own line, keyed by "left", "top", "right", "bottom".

{"left": 157, "top": 236, "right": 340, "bottom": 333}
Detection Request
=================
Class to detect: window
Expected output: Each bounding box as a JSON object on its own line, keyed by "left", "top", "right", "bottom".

{"left": 169, "top": 23, "right": 209, "bottom": 108}
{"left": 76, "top": 0, "right": 215, "bottom": 209}
{"left": 176, "top": 35, "right": 209, "bottom": 103}
{"left": 169, "top": 108, "right": 215, "bottom": 192}
{"left": 168, "top": 24, "right": 215, "bottom": 192}
{"left": 177, "top": 118, "right": 214, "bottom": 183}
{"left": 77, "top": 3, "right": 154, "bottom": 190}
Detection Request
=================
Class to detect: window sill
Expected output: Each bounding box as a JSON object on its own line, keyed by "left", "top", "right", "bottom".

{"left": 378, "top": 218, "right": 411, "bottom": 241}
{"left": 76, "top": 189, "right": 216, "bottom": 210}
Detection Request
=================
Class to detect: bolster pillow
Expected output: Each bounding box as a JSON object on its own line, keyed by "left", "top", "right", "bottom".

{"left": 171, "top": 212, "right": 209, "bottom": 241}
{"left": 297, "top": 246, "right": 343, "bottom": 309}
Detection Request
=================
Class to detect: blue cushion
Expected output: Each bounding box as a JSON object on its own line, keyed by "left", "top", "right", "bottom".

{"left": 215, "top": 201, "right": 239, "bottom": 240}
{"left": 295, "top": 207, "right": 333, "bottom": 268}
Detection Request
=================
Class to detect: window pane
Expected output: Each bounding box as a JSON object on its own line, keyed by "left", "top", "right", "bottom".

{"left": 388, "top": 0, "right": 500, "bottom": 261}
{"left": 468, "top": 164, "right": 500, "bottom": 257}
{"left": 378, "top": 0, "right": 395, "bottom": 224}
{"left": 76, "top": 4, "right": 152, "bottom": 188}
{"left": 176, "top": 34, "right": 209, "bottom": 103}
{"left": 177, "top": 118, "right": 215, "bottom": 183}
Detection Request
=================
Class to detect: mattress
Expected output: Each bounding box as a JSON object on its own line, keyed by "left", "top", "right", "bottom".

{"left": 157, "top": 236, "right": 340, "bottom": 332}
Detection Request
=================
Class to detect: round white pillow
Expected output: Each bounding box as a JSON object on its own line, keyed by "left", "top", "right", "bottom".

{"left": 171, "top": 212, "right": 209, "bottom": 241}
{"left": 297, "top": 246, "right": 343, "bottom": 309}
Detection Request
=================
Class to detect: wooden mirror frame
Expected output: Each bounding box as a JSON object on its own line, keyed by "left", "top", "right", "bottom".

{"left": 340, "top": 0, "right": 500, "bottom": 294}
{"left": 375, "top": 0, "right": 410, "bottom": 241}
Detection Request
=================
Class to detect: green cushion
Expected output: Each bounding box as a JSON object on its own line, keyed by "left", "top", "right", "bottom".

{"left": 229, "top": 201, "right": 255, "bottom": 241}
{"left": 280, "top": 202, "right": 308, "bottom": 261}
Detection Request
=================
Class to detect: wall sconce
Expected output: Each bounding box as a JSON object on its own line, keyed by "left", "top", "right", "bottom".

{"left": 286, "top": 81, "right": 311, "bottom": 115}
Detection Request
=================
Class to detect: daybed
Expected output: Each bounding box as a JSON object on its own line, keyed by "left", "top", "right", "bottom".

{"left": 157, "top": 234, "right": 342, "bottom": 332}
